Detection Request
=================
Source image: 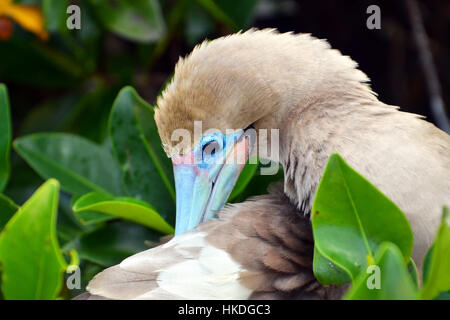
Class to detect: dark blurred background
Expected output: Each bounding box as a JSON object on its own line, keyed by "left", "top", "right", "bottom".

{"left": 1, "top": 0, "right": 449, "bottom": 202}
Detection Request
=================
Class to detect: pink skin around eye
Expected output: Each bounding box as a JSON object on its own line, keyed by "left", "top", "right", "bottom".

{"left": 172, "top": 151, "right": 195, "bottom": 166}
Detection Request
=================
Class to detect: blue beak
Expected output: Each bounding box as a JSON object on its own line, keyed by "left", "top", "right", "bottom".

{"left": 172, "top": 129, "right": 254, "bottom": 235}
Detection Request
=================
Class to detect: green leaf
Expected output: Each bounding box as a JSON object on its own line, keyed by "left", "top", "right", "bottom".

{"left": 0, "top": 84, "right": 12, "bottom": 192}
{"left": 57, "top": 193, "right": 96, "bottom": 250}
{"left": 88, "top": 0, "right": 165, "bottom": 43}
{"left": 435, "top": 291, "right": 450, "bottom": 300}
{"left": 13, "top": 133, "right": 123, "bottom": 196}
{"left": 313, "top": 248, "right": 351, "bottom": 285}
{"left": 421, "top": 207, "right": 450, "bottom": 300}
{"left": 422, "top": 244, "right": 434, "bottom": 285}
{"left": 43, "top": 0, "right": 69, "bottom": 33}
{"left": 229, "top": 158, "right": 258, "bottom": 201}
{"left": 0, "top": 179, "right": 67, "bottom": 299}
{"left": 69, "top": 194, "right": 114, "bottom": 226}
{"left": 60, "top": 82, "right": 118, "bottom": 143}
{"left": 196, "top": 0, "right": 237, "bottom": 30}
{"left": 77, "top": 211, "right": 115, "bottom": 225}
{"left": 183, "top": 1, "right": 215, "bottom": 47}
{"left": 78, "top": 220, "right": 163, "bottom": 267}
{"left": 345, "top": 242, "right": 418, "bottom": 300}
{"left": 68, "top": 249, "right": 80, "bottom": 268}
{"left": 230, "top": 163, "right": 284, "bottom": 203}
{"left": 407, "top": 258, "right": 419, "bottom": 289}
{"left": 313, "top": 247, "right": 351, "bottom": 285}
{"left": 312, "top": 153, "right": 413, "bottom": 283}
{"left": 73, "top": 192, "right": 174, "bottom": 234}
{"left": 212, "top": 0, "right": 258, "bottom": 29}
{"left": 0, "top": 194, "right": 18, "bottom": 231}
{"left": 109, "top": 86, "right": 175, "bottom": 224}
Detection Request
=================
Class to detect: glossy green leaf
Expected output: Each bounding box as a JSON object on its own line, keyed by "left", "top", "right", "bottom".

{"left": 109, "top": 86, "right": 175, "bottom": 224}
{"left": 312, "top": 153, "right": 413, "bottom": 283}
{"left": 43, "top": 0, "right": 69, "bottom": 32}
{"left": 421, "top": 207, "right": 450, "bottom": 300}
{"left": 68, "top": 190, "right": 115, "bottom": 227}
{"left": 13, "top": 133, "right": 122, "bottom": 196}
{"left": 0, "top": 194, "right": 18, "bottom": 231}
{"left": 73, "top": 192, "right": 174, "bottom": 234}
{"left": 77, "top": 211, "right": 115, "bottom": 225}
{"left": 0, "top": 84, "right": 12, "bottom": 192}
{"left": 422, "top": 244, "right": 434, "bottom": 285}
{"left": 230, "top": 164, "right": 284, "bottom": 203}
{"left": 78, "top": 220, "right": 163, "bottom": 267}
{"left": 132, "top": 93, "right": 174, "bottom": 185}
{"left": 88, "top": 0, "right": 165, "bottom": 43}
{"left": 0, "top": 179, "right": 67, "bottom": 299}
{"left": 313, "top": 247, "right": 351, "bottom": 285}
{"left": 407, "top": 258, "right": 419, "bottom": 289}
{"left": 61, "top": 84, "right": 118, "bottom": 143}
{"left": 229, "top": 158, "right": 258, "bottom": 201}
{"left": 345, "top": 242, "right": 418, "bottom": 300}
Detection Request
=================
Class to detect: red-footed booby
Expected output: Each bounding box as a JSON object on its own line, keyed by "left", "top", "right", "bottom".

{"left": 79, "top": 29, "right": 449, "bottom": 299}
{"left": 155, "top": 29, "right": 449, "bottom": 265}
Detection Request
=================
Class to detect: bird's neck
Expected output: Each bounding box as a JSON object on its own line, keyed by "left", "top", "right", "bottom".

{"left": 248, "top": 39, "right": 393, "bottom": 212}
{"left": 273, "top": 86, "right": 397, "bottom": 213}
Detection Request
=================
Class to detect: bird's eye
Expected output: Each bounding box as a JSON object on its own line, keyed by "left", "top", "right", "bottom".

{"left": 202, "top": 139, "right": 222, "bottom": 158}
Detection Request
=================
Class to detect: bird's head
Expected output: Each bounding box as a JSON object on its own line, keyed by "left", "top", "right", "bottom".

{"left": 155, "top": 29, "right": 372, "bottom": 234}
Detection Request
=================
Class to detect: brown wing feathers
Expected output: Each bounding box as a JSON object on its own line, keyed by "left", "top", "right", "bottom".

{"left": 204, "top": 184, "right": 344, "bottom": 299}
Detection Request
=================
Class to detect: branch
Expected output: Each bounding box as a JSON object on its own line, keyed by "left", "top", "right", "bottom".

{"left": 403, "top": 0, "right": 450, "bottom": 132}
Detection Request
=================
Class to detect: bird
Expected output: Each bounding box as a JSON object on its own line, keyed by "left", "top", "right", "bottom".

{"left": 78, "top": 29, "right": 449, "bottom": 299}
{"left": 76, "top": 184, "right": 346, "bottom": 299}
{"left": 154, "top": 29, "right": 449, "bottom": 267}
